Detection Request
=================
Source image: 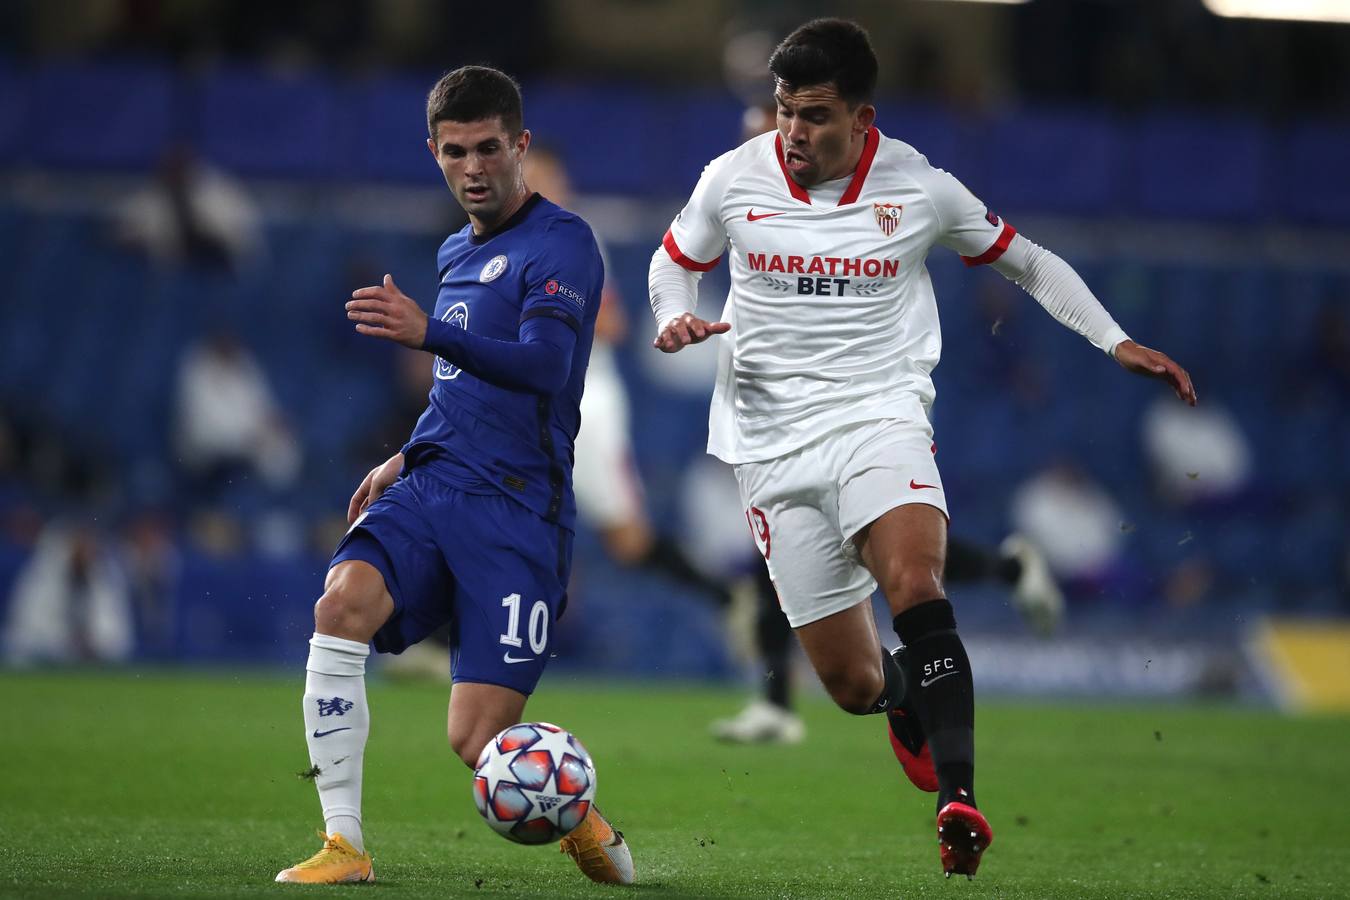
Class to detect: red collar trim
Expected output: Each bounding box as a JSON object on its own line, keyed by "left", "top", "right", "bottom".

{"left": 774, "top": 127, "right": 880, "bottom": 207}
{"left": 838, "top": 127, "right": 879, "bottom": 206}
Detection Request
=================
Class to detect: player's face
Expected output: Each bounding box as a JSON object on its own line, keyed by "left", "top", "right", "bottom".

{"left": 775, "top": 82, "right": 874, "bottom": 187}
{"left": 428, "top": 118, "right": 531, "bottom": 230}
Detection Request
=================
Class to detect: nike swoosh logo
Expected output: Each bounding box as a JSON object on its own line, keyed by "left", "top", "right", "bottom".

{"left": 312, "top": 727, "right": 352, "bottom": 738}
{"left": 503, "top": 653, "right": 534, "bottom": 664}
{"left": 920, "top": 671, "right": 959, "bottom": 688}
{"left": 909, "top": 479, "right": 940, "bottom": 490}
{"left": 746, "top": 209, "right": 785, "bottom": 222}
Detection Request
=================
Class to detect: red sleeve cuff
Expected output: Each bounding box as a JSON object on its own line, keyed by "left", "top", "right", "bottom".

{"left": 961, "top": 222, "right": 1017, "bottom": 267}
{"left": 663, "top": 229, "right": 721, "bottom": 272}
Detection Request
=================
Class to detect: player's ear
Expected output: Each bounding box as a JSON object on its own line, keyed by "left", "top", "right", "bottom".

{"left": 426, "top": 137, "right": 438, "bottom": 159}
{"left": 853, "top": 104, "right": 876, "bottom": 136}
{"left": 516, "top": 128, "right": 532, "bottom": 156}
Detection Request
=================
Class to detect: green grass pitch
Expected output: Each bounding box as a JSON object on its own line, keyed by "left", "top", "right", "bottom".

{"left": 1, "top": 669, "right": 1347, "bottom": 898}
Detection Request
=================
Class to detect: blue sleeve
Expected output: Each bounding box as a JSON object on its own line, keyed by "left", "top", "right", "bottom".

{"left": 520, "top": 218, "right": 603, "bottom": 332}
{"left": 422, "top": 314, "right": 576, "bottom": 395}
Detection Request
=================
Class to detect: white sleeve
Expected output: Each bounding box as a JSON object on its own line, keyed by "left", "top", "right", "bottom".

{"left": 648, "top": 246, "right": 702, "bottom": 327}
{"left": 650, "top": 151, "right": 734, "bottom": 328}
{"left": 992, "top": 233, "right": 1132, "bottom": 356}
{"left": 919, "top": 162, "right": 1017, "bottom": 265}
{"left": 917, "top": 158, "right": 1129, "bottom": 355}
{"left": 661, "top": 153, "right": 733, "bottom": 272}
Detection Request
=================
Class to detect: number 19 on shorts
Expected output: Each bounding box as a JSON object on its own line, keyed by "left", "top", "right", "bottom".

{"left": 499, "top": 592, "right": 548, "bottom": 656}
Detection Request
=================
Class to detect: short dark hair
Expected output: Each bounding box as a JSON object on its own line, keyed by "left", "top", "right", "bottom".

{"left": 426, "top": 66, "right": 523, "bottom": 138}
{"left": 768, "top": 18, "right": 878, "bottom": 106}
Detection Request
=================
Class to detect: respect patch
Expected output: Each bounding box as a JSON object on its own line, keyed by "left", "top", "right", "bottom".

{"left": 543, "top": 278, "right": 586, "bottom": 310}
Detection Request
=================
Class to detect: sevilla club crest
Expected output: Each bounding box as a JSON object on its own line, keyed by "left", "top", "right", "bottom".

{"left": 874, "top": 203, "right": 903, "bottom": 237}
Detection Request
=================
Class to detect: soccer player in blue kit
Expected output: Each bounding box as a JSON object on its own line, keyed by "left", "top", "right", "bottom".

{"left": 275, "top": 66, "right": 634, "bottom": 886}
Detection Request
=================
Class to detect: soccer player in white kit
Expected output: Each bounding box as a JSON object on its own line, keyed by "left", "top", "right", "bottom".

{"left": 648, "top": 19, "right": 1196, "bottom": 879}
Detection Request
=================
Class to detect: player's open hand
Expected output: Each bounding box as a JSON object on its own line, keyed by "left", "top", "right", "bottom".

{"left": 652, "top": 312, "right": 731, "bottom": 353}
{"left": 347, "top": 274, "right": 428, "bottom": 349}
{"left": 348, "top": 452, "right": 404, "bottom": 524}
{"left": 1113, "top": 340, "right": 1197, "bottom": 406}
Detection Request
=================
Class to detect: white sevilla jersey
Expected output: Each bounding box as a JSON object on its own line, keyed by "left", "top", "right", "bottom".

{"left": 663, "top": 127, "right": 1017, "bottom": 464}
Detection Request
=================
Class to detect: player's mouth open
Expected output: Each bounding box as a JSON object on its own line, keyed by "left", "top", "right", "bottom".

{"left": 465, "top": 184, "right": 490, "bottom": 200}
{"left": 784, "top": 150, "right": 811, "bottom": 172}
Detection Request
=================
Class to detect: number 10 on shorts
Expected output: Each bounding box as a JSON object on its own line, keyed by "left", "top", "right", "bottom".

{"left": 500, "top": 592, "right": 548, "bottom": 655}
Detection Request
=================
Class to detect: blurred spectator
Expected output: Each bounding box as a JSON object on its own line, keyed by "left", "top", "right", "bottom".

{"left": 1011, "top": 463, "right": 1128, "bottom": 599}
{"left": 1142, "top": 396, "right": 1252, "bottom": 509}
{"left": 0, "top": 411, "right": 115, "bottom": 546}
{"left": 122, "top": 508, "right": 180, "bottom": 658}
{"left": 173, "top": 329, "right": 301, "bottom": 497}
{"left": 3, "top": 521, "right": 133, "bottom": 665}
{"left": 0, "top": 412, "right": 26, "bottom": 529}
{"left": 1306, "top": 304, "right": 1350, "bottom": 401}
{"left": 114, "top": 145, "right": 262, "bottom": 274}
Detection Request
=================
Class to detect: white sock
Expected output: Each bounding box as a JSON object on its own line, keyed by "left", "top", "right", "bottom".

{"left": 303, "top": 632, "right": 371, "bottom": 854}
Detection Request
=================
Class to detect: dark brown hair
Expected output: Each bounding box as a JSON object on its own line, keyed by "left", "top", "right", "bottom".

{"left": 426, "top": 65, "right": 523, "bottom": 138}
{"left": 769, "top": 19, "right": 878, "bottom": 106}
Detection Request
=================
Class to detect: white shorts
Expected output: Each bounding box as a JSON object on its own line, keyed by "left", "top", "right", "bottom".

{"left": 574, "top": 344, "right": 644, "bottom": 528}
{"left": 733, "top": 416, "right": 948, "bottom": 628}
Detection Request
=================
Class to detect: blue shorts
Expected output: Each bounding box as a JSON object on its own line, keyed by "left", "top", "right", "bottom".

{"left": 331, "top": 466, "right": 572, "bottom": 695}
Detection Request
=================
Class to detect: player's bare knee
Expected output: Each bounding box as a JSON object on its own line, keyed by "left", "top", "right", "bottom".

{"left": 879, "top": 564, "right": 944, "bottom": 612}
{"left": 448, "top": 725, "right": 488, "bottom": 768}
{"left": 313, "top": 588, "right": 377, "bottom": 641}
{"left": 819, "top": 663, "right": 882, "bottom": 714}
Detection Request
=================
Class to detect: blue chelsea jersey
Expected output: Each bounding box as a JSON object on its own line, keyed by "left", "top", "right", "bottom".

{"left": 402, "top": 194, "right": 602, "bottom": 530}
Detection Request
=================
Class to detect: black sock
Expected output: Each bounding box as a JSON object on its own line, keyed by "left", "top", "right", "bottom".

{"left": 883, "top": 646, "right": 930, "bottom": 757}
{"left": 893, "top": 598, "right": 975, "bottom": 810}
{"left": 640, "top": 535, "right": 732, "bottom": 606}
{"left": 865, "top": 644, "right": 907, "bottom": 714}
{"left": 755, "top": 567, "right": 794, "bottom": 709}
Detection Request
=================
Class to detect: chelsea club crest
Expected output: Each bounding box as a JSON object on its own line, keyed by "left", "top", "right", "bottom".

{"left": 480, "top": 255, "right": 509, "bottom": 282}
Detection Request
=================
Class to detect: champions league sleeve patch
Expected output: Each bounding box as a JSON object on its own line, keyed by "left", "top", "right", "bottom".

{"left": 543, "top": 278, "right": 587, "bottom": 310}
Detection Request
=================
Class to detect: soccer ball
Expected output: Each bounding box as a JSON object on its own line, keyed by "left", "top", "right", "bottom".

{"left": 472, "top": 722, "right": 596, "bottom": 845}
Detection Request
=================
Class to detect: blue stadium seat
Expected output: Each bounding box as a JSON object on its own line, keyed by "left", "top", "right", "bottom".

{"left": 872, "top": 103, "right": 972, "bottom": 185}
{"left": 0, "top": 58, "right": 1336, "bottom": 231}
{"left": 1130, "top": 115, "right": 1268, "bottom": 222}
{"left": 196, "top": 67, "right": 340, "bottom": 178}
{"left": 0, "top": 58, "right": 27, "bottom": 165}
{"left": 652, "top": 90, "right": 745, "bottom": 194}
{"left": 1275, "top": 269, "right": 1333, "bottom": 355}
{"left": 988, "top": 108, "right": 1120, "bottom": 216}
{"left": 352, "top": 74, "right": 446, "bottom": 185}
{"left": 173, "top": 549, "right": 321, "bottom": 663}
{"left": 523, "top": 83, "right": 743, "bottom": 197}
{"left": 30, "top": 62, "right": 176, "bottom": 170}
{"left": 1278, "top": 123, "right": 1350, "bottom": 225}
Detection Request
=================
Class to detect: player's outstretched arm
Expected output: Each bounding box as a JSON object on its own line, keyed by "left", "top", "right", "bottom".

{"left": 648, "top": 247, "right": 728, "bottom": 353}
{"left": 982, "top": 233, "right": 1196, "bottom": 406}
{"left": 1112, "top": 339, "right": 1197, "bottom": 406}
{"left": 652, "top": 312, "right": 731, "bottom": 354}
{"left": 348, "top": 452, "right": 404, "bottom": 524}
{"left": 347, "top": 273, "right": 576, "bottom": 394}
